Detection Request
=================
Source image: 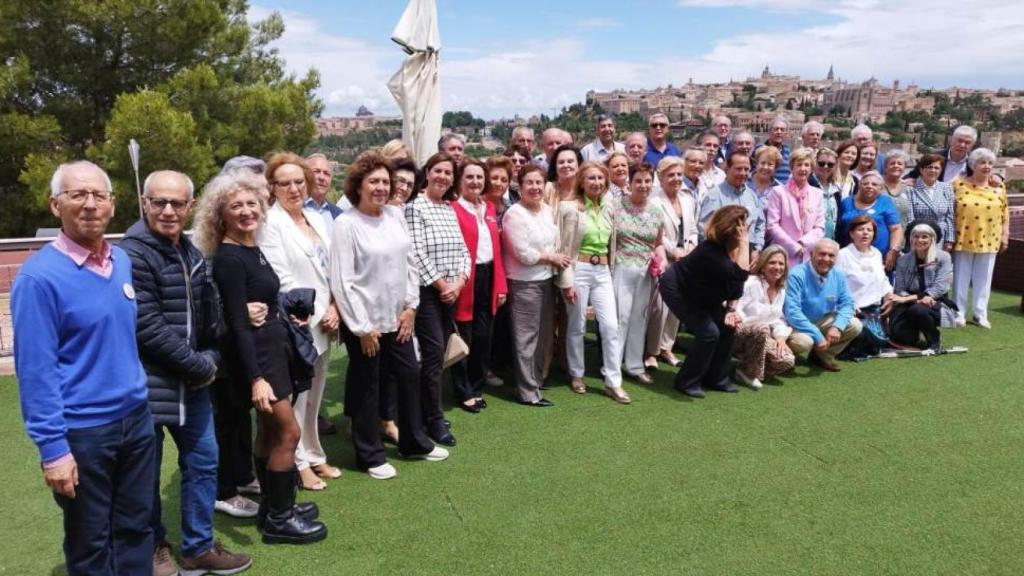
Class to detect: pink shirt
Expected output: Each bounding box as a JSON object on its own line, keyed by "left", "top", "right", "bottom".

{"left": 765, "top": 180, "right": 825, "bottom": 267}
{"left": 51, "top": 230, "right": 113, "bottom": 279}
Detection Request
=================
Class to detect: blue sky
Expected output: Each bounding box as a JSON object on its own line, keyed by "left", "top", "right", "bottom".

{"left": 251, "top": 0, "right": 1024, "bottom": 119}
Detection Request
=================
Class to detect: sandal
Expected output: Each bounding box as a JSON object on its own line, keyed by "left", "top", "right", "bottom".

{"left": 312, "top": 463, "right": 342, "bottom": 480}
{"left": 298, "top": 467, "right": 327, "bottom": 491}
{"left": 604, "top": 386, "right": 632, "bottom": 404}
{"left": 571, "top": 378, "right": 587, "bottom": 394}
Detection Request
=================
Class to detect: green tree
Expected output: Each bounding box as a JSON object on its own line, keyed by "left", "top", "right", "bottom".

{"left": 0, "top": 0, "right": 320, "bottom": 236}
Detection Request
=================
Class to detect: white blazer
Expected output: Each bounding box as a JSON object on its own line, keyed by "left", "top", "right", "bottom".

{"left": 259, "top": 202, "right": 332, "bottom": 355}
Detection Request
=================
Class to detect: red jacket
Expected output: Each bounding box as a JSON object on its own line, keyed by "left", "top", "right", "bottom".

{"left": 452, "top": 199, "right": 508, "bottom": 322}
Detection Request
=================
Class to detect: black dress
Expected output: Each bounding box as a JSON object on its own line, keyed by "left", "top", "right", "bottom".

{"left": 214, "top": 243, "right": 295, "bottom": 400}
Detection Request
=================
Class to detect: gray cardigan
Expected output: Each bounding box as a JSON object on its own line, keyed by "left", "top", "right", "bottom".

{"left": 892, "top": 250, "right": 952, "bottom": 300}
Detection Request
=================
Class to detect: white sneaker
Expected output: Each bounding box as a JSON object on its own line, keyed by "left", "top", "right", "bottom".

{"left": 368, "top": 462, "right": 397, "bottom": 480}
{"left": 236, "top": 478, "right": 260, "bottom": 496}
{"left": 214, "top": 495, "right": 259, "bottom": 518}
{"left": 404, "top": 446, "right": 450, "bottom": 462}
{"left": 734, "top": 369, "right": 762, "bottom": 390}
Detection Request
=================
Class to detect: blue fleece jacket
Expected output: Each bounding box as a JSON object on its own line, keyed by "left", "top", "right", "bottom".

{"left": 12, "top": 244, "right": 148, "bottom": 462}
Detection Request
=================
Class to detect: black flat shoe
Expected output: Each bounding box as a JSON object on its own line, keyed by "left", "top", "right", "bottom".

{"left": 678, "top": 385, "right": 705, "bottom": 399}
{"left": 458, "top": 402, "right": 481, "bottom": 414}
{"left": 476, "top": 398, "right": 487, "bottom": 409}
{"left": 429, "top": 429, "right": 457, "bottom": 447}
{"left": 708, "top": 382, "right": 739, "bottom": 393}
{"left": 518, "top": 398, "right": 554, "bottom": 407}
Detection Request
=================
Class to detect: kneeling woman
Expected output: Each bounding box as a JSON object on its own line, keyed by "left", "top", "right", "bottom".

{"left": 734, "top": 245, "right": 796, "bottom": 389}
{"left": 659, "top": 205, "right": 750, "bottom": 398}
{"left": 835, "top": 214, "right": 892, "bottom": 357}
{"left": 331, "top": 153, "right": 448, "bottom": 480}
{"left": 195, "top": 170, "right": 326, "bottom": 544}
{"left": 887, "top": 221, "right": 953, "bottom": 352}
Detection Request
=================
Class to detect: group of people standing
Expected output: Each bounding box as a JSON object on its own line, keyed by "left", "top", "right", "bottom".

{"left": 11, "top": 110, "right": 1010, "bottom": 575}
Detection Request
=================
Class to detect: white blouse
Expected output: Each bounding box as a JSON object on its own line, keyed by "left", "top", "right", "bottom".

{"left": 836, "top": 245, "right": 892, "bottom": 309}
{"left": 737, "top": 276, "right": 792, "bottom": 340}
{"left": 329, "top": 205, "right": 419, "bottom": 337}
{"left": 501, "top": 202, "right": 558, "bottom": 282}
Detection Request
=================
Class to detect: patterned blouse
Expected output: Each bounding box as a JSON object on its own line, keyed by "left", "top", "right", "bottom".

{"left": 952, "top": 179, "right": 1008, "bottom": 254}
{"left": 612, "top": 195, "right": 663, "bottom": 268}
{"left": 404, "top": 195, "right": 472, "bottom": 286}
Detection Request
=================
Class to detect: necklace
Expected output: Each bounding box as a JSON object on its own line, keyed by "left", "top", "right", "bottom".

{"left": 224, "top": 235, "right": 266, "bottom": 265}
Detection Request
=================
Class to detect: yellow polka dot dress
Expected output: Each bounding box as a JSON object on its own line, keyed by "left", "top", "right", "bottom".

{"left": 952, "top": 179, "right": 1008, "bottom": 253}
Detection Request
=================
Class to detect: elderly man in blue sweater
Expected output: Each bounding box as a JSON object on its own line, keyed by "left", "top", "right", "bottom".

{"left": 784, "top": 239, "right": 863, "bottom": 371}
{"left": 12, "top": 161, "right": 155, "bottom": 575}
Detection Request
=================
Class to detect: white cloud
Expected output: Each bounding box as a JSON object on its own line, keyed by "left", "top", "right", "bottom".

{"left": 253, "top": 1, "right": 1024, "bottom": 120}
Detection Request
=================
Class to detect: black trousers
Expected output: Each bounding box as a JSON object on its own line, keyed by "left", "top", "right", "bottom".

{"left": 341, "top": 326, "right": 434, "bottom": 467}
{"left": 452, "top": 263, "right": 495, "bottom": 402}
{"left": 889, "top": 302, "right": 941, "bottom": 348}
{"left": 660, "top": 274, "right": 734, "bottom": 391}
{"left": 212, "top": 374, "right": 254, "bottom": 500}
{"left": 416, "top": 286, "right": 455, "bottom": 433}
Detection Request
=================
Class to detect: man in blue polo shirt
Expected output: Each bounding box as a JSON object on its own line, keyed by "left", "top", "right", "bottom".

{"left": 784, "top": 239, "right": 863, "bottom": 371}
{"left": 644, "top": 113, "right": 680, "bottom": 167}
{"left": 13, "top": 160, "right": 155, "bottom": 575}
{"left": 698, "top": 150, "right": 765, "bottom": 264}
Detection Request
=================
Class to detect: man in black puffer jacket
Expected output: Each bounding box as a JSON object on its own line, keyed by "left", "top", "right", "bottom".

{"left": 121, "top": 170, "right": 251, "bottom": 576}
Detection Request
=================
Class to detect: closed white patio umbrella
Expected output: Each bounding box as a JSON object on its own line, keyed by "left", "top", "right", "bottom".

{"left": 388, "top": 0, "right": 441, "bottom": 167}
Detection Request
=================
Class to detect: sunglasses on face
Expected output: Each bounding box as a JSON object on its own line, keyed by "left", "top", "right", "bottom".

{"left": 650, "top": 123, "right": 668, "bottom": 129}
{"left": 817, "top": 161, "right": 836, "bottom": 168}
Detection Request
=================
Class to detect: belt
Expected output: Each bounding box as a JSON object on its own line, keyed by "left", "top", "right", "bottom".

{"left": 475, "top": 261, "right": 494, "bottom": 268}
{"left": 578, "top": 254, "right": 609, "bottom": 265}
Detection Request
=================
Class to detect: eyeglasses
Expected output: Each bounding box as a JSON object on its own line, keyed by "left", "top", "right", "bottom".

{"left": 274, "top": 178, "right": 306, "bottom": 189}
{"left": 817, "top": 161, "right": 836, "bottom": 168}
{"left": 650, "top": 123, "right": 668, "bottom": 129}
{"left": 61, "top": 189, "right": 113, "bottom": 204}
{"left": 146, "top": 197, "right": 190, "bottom": 212}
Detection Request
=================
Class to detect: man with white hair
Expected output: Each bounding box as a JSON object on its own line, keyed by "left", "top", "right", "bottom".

{"left": 801, "top": 121, "right": 824, "bottom": 150}
{"left": 730, "top": 130, "right": 755, "bottom": 160}
{"left": 906, "top": 125, "right": 983, "bottom": 182}
{"left": 438, "top": 132, "right": 466, "bottom": 165}
{"left": 624, "top": 132, "right": 647, "bottom": 165}
{"left": 712, "top": 115, "right": 732, "bottom": 165}
{"left": 581, "top": 114, "right": 625, "bottom": 161}
{"left": 645, "top": 113, "right": 680, "bottom": 166}
{"left": 121, "top": 170, "right": 252, "bottom": 576}
{"left": 784, "top": 239, "right": 862, "bottom": 372}
{"left": 851, "top": 123, "right": 886, "bottom": 171}
{"left": 533, "top": 127, "right": 567, "bottom": 172}
{"left": 511, "top": 126, "right": 536, "bottom": 156}
{"left": 304, "top": 153, "right": 343, "bottom": 236}
{"left": 13, "top": 161, "right": 156, "bottom": 574}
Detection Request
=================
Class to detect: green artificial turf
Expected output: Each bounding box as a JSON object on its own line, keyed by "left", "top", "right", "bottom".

{"left": 2, "top": 292, "right": 1023, "bottom": 575}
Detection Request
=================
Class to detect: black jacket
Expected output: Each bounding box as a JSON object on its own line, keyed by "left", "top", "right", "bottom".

{"left": 905, "top": 148, "right": 974, "bottom": 182}
{"left": 121, "top": 220, "right": 220, "bottom": 426}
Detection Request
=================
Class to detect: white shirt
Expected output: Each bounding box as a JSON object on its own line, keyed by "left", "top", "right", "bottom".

{"left": 457, "top": 198, "right": 493, "bottom": 264}
{"left": 943, "top": 156, "right": 968, "bottom": 182}
{"left": 737, "top": 276, "right": 792, "bottom": 339}
{"left": 835, "top": 245, "right": 892, "bottom": 308}
{"left": 329, "top": 205, "right": 419, "bottom": 337}
{"left": 501, "top": 203, "right": 558, "bottom": 282}
{"left": 580, "top": 139, "right": 625, "bottom": 162}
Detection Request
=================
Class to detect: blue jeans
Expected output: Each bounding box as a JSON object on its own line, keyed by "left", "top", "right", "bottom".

{"left": 151, "top": 386, "right": 219, "bottom": 557}
{"left": 56, "top": 402, "right": 156, "bottom": 576}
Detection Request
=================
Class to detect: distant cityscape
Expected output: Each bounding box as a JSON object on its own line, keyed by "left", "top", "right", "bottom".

{"left": 313, "top": 66, "right": 1024, "bottom": 183}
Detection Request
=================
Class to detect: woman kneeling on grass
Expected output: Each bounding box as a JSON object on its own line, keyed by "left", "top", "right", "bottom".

{"left": 734, "top": 245, "right": 796, "bottom": 389}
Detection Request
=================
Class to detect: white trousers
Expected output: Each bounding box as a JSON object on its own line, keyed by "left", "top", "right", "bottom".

{"left": 613, "top": 264, "right": 653, "bottom": 375}
{"left": 566, "top": 262, "right": 622, "bottom": 387}
{"left": 294, "top": 350, "right": 328, "bottom": 470}
{"left": 952, "top": 251, "right": 996, "bottom": 322}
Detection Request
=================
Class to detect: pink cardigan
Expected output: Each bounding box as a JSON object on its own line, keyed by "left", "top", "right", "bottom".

{"left": 765, "top": 180, "right": 825, "bottom": 267}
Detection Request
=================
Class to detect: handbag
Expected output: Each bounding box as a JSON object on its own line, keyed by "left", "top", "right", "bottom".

{"left": 443, "top": 331, "right": 470, "bottom": 369}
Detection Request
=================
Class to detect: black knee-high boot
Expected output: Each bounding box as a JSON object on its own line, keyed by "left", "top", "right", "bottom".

{"left": 260, "top": 470, "right": 328, "bottom": 545}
